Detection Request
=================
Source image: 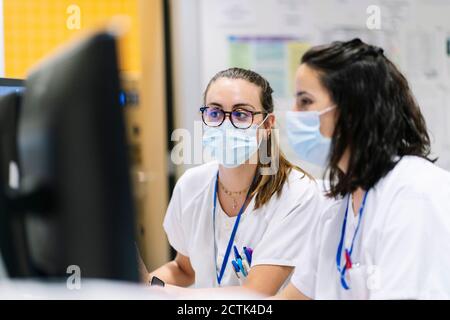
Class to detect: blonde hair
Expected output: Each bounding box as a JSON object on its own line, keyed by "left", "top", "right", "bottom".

{"left": 204, "top": 68, "right": 312, "bottom": 209}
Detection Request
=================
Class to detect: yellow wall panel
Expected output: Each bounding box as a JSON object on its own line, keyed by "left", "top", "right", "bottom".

{"left": 4, "top": 0, "right": 141, "bottom": 78}
{"left": 3, "top": 0, "right": 170, "bottom": 269}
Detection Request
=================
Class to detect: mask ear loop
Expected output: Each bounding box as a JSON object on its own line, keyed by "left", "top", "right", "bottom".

{"left": 257, "top": 114, "right": 270, "bottom": 128}
{"left": 256, "top": 113, "right": 272, "bottom": 142}
{"left": 318, "top": 106, "right": 337, "bottom": 116}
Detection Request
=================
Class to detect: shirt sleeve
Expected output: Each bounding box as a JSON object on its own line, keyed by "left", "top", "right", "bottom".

{"left": 289, "top": 195, "right": 338, "bottom": 299}
{"left": 368, "top": 190, "right": 430, "bottom": 300}
{"left": 162, "top": 182, "right": 189, "bottom": 257}
{"left": 251, "top": 184, "right": 322, "bottom": 270}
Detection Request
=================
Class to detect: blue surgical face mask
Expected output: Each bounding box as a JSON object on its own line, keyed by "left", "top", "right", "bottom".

{"left": 202, "top": 117, "right": 268, "bottom": 168}
{"left": 286, "top": 106, "right": 335, "bottom": 167}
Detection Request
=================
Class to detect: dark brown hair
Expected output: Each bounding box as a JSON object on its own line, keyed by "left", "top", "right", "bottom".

{"left": 301, "top": 38, "right": 434, "bottom": 197}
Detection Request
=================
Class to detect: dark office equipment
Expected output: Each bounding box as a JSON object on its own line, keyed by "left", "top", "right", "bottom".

{"left": 2, "top": 32, "right": 139, "bottom": 282}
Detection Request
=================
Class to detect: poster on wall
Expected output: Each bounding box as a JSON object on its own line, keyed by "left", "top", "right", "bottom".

{"left": 228, "top": 35, "right": 310, "bottom": 99}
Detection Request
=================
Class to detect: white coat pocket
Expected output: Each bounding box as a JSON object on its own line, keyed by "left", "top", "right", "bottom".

{"left": 347, "top": 264, "right": 369, "bottom": 300}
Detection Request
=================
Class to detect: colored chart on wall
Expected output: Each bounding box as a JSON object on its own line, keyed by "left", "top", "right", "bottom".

{"left": 229, "top": 36, "right": 310, "bottom": 98}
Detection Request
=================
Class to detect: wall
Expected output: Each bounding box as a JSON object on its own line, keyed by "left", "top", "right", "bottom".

{"left": 134, "top": 0, "right": 170, "bottom": 270}
{"left": 0, "top": 0, "right": 4, "bottom": 76}
{"left": 3, "top": 0, "right": 140, "bottom": 77}
{"left": 169, "top": 0, "right": 203, "bottom": 178}
{"left": 171, "top": 0, "right": 450, "bottom": 177}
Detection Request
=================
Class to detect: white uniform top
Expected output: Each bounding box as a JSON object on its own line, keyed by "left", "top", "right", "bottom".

{"left": 291, "top": 156, "right": 450, "bottom": 299}
{"left": 163, "top": 161, "right": 323, "bottom": 288}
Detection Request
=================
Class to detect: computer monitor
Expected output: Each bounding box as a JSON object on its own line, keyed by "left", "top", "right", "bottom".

{"left": 8, "top": 31, "right": 139, "bottom": 282}
{"left": 0, "top": 79, "right": 24, "bottom": 196}
{"left": 0, "top": 89, "right": 22, "bottom": 191}
{"left": 0, "top": 90, "right": 29, "bottom": 278}
{"left": 0, "top": 78, "right": 24, "bottom": 97}
{"left": 0, "top": 79, "right": 24, "bottom": 191}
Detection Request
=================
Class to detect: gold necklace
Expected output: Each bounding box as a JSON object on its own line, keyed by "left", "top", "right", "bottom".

{"left": 218, "top": 180, "right": 250, "bottom": 209}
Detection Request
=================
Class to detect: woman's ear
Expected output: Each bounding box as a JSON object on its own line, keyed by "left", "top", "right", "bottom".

{"left": 265, "top": 114, "right": 275, "bottom": 131}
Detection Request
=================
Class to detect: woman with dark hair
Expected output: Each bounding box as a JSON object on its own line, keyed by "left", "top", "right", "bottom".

{"left": 279, "top": 38, "right": 450, "bottom": 299}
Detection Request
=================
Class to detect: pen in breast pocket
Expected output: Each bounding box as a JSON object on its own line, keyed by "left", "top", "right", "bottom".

{"left": 233, "top": 245, "right": 241, "bottom": 260}
{"left": 243, "top": 246, "right": 252, "bottom": 265}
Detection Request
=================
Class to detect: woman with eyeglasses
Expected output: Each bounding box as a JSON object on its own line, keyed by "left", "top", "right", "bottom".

{"left": 146, "top": 68, "right": 325, "bottom": 296}
{"left": 278, "top": 38, "right": 450, "bottom": 299}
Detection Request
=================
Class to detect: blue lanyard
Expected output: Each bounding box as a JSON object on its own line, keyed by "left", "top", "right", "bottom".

{"left": 336, "top": 190, "right": 369, "bottom": 290}
{"left": 212, "top": 173, "right": 251, "bottom": 286}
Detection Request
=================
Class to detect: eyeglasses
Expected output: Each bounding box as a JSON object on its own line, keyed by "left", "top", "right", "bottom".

{"left": 200, "top": 106, "right": 267, "bottom": 129}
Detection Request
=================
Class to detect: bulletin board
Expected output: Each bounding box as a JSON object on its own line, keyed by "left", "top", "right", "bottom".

{"left": 2, "top": 0, "right": 141, "bottom": 78}
{"left": 193, "top": 0, "right": 450, "bottom": 174}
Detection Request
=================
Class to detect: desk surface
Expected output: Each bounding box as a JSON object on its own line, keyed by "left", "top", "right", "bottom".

{"left": 0, "top": 280, "right": 263, "bottom": 300}
{"left": 0, "top": 279, "right": 172, "bottom": 300}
